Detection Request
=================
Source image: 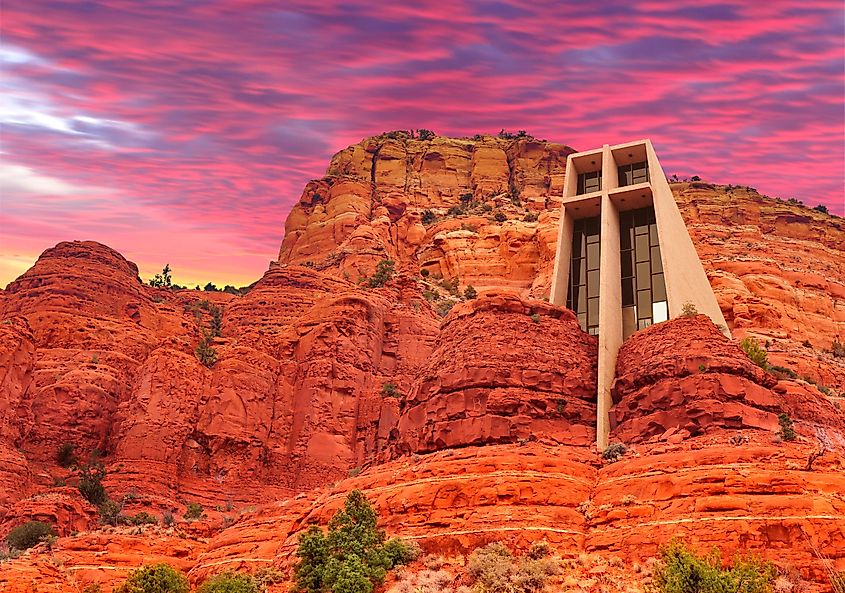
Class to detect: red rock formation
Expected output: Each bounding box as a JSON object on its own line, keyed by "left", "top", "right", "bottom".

{"left": 392, "top": 293, "right": 597, "bottom": 456}
{"left": 2, "top": 135, "right": 844, "bottom": 592}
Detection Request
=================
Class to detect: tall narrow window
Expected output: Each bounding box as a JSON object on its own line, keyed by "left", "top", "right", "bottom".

{"left": 617, "top": 161, "right": 649, "bottom": 187}
{"left": 577, "top": 170, "right": 602, "bottom": 194}
{"left": 567, "top": 216, "right": 601, "bottom": 335}
{"left": 620, "top": 206, "right": 665, "bottom": 339}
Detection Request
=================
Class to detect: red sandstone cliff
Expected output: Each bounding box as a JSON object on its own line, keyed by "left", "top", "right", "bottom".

{"left": 1, "top": 133, "right": 843, "bottom": 592}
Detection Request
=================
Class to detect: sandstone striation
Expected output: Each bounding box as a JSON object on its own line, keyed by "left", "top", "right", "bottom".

{"left": 1, "top": 134, "right": 844, "bottom": 591}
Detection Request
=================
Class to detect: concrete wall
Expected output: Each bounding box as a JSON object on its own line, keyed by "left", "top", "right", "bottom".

{"left": 549, "top": 207, "right": 574, "bottom": 306}
{"left": 551, "top": 138, "right": 729, "bottom": 449}
{"left": 596, "top": 190, "right": 622, "bottom": 449}
{"left": 646, "top": 142, "right": 729, "bottom": 335}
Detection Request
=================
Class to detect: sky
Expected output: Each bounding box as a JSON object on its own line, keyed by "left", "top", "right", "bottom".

{"left": 2, "top": 0, "right": 844, "bottom": 288}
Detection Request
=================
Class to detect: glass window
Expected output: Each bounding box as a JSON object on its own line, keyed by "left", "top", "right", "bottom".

{"left": 587, "top": 242, "right": 600, "bottom": 263}
{"left": 622, "top": 278, "right": 634, "bottom": 305}
{"left": 577, "top": 171, "right": 602, "bottom": 194}
{"left": 567, "top": 215, "right": 601, "bottom": 334}
{"left": 621, "top": 252, "right": 633, "bottom": 278}
{"left": 620, "top": 227, "right": 633, "bottom": 250}
{"left": 653, "top": 273, "right": 666, "bottom": 301}
{"left": 651, "top": 247, "right": 663, "bottom": 272}
{"left": 652, "top": 301, "right": 669, "bottom": 324}
{"left": 637, "top": 289, "right": 652, "bottom": 313}
{"left": 619, "top": 206, "right": 668, "bottom": 337}
{"left": 618, "top": 161, "right": 649, "bottom": 187}
{"left": 587, "top": 270, "right": 600, "bottom": 294}
{"left": 635, "top": 236, "right": 649, "bottom": 260}
{"left": 587, "top": 297, "right": 599, "bottom": 320}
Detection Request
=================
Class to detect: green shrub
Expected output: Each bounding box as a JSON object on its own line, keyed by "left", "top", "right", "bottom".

{"left": 197, "top": 572, "right": 260, "bottom": 593}
{"left": 149, "top": 264, "right": 173, "bottom": 289}
{"left": 99, "top": 499, "right": 125, "bottom": 525}
{"left": 740, "top": 337, "right": 768, "bottom": 369}
{"left": 439, "top": 278, "right": 460, "bottom": 296}
{"left": 196, "top": 334, "right": 218, "bottom": 367}
{"left": 778, "top": 413, "right": 796, "bottom": 441}
{"left": 417, "top": 129, "right": 435, "bottom": 141}
{"left": 421, "top": 210, "right": 436, "bottom": 225}
{"left": 466, "top": 542, "right": 558, "bottom": 593}
{"left": 420, "top": 268, "right": 430, "bottom": 277}
{"left": 603, "top": 443, "right": 627, "bottom": 463}
{"left": 680, "top": 302, "right": 697, "bottom": 317}
{"left": 78, "top": 463, "right": 108, "bottom": 506}
{"left": 832, "top": 340, "right": 845, "bottom": 358}
{"left": 57, "top": 443, "right": 77, "bottom": 468}
{"left": 530, "top": 313, "right": 541, "bottom": 323}
{"left": 652, "top": 540, "right": 774, "bottom": 593}
{"left": 184, "top": 502, "right": 205, "bottom": 520}
{"left": 493, "top": 211, "right": 507, "bottom": 223}
{"left": 209, "top": 304, "right": 223, "bottom": 338}
{"left": 436, "top": 301, "right": 455, "bottom": 318}
{"left": 527, "top": 540, "right": 551, "bottom": 560}
{"left": 463, "top": 285, "right": 477, "bottom": 300}
{"left": 367, "top": 260, "right": 395, "bottom": 288}
{"left": 523, "top": 212, "right": 538, "bottom": 222}
{"left": 130, "top": 512, "right": 158, "bottom": 525}
{"left": 459, "top": 192, "right": 474, "bottom": 204}
{"left": 769, "top": 365, "right": 797, "bottom": 380}
{"left": 115, "top": 563, "right": 189, "bottom": 593}
{"left": 293, "top": 490, "right": 416, "bottom": 593}
{"left": 6, "top": 521, "right": 55, "bottom": 551}
{"left": 381, "top": 383, "right": 400, "bottom": 398}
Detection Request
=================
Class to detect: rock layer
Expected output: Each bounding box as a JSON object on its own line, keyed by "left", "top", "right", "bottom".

{"left": 1, "top": 134, "right": 844, "bottom": 591}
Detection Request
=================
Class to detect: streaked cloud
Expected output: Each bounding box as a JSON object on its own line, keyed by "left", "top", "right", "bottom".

{"left": 1, "top": 0, "right": 842, "bottom": 287}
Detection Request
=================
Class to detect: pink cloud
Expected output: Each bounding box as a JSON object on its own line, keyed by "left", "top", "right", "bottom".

{"left": 1, "top": 0, "right": 842, "bottom": 287}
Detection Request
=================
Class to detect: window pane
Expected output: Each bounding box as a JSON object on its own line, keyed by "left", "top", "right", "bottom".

{"left": 622, "top": 306, "right": 637, "bottom": 339}
{"left": 587, "top": 297, "right": 599, "bottom": 320}
{"left": 571, "top": 259, "right": 584, "bottom": 285}
{"left": 651, "top": 246, "right": 663, "bottom": 272}
{"left": 620, "top": 226, "right": 632, "bottom": 250}
{"left": 636, "top": 236, "right": 649, "bottom": 260}
{"left": 649, "top": 224, "right": 658, "bottom": 245}
{"left": 621, "top": 251, "right": 633, "bottom": 277}
{"left": 653, "top": 273, "right": 666, "bottom": 301}
{"left": 637, "top": 289, "right": 651, "bottom": 313}
{"left": 587, "top": 242, "right": 600, "bottom": 264}
{"left": 587, "top": 270, "right": 600, "bottom": 295}
{"left": 622, "top": 277, "right": 634, "bottom": 305}
{"left": 652, "top": 301, "right": 668, "bottom": 324}
{"left": 636, "top": 261, "right": 650, "bottom": 282}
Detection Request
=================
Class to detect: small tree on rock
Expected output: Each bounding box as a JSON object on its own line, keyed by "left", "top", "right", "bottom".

{"left": 149, "top": 264, "right": 172, "bottom": 289}
{"left": 115, "top": 563, "right": 189, "bottom": 593}
{"left": 293, "top": 490, "right": 417, "bottom": 593}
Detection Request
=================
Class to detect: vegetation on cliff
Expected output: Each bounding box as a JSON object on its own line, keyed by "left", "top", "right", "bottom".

{"left": 294, "top": 490, "right": 418, "bottom": 593}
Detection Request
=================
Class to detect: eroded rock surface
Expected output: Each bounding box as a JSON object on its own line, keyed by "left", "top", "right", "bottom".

{"left": 2, "top": 134, "right": 844, "bottom": 591}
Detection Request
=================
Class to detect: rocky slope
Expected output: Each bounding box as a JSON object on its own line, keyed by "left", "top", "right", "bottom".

{"left": 1, "top": 132, "right": 843, "bottom": 592}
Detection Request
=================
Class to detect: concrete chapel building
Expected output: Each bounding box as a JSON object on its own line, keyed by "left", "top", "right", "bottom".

{"left": 549, "top": 139, "right": 729, "bottom": 448}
